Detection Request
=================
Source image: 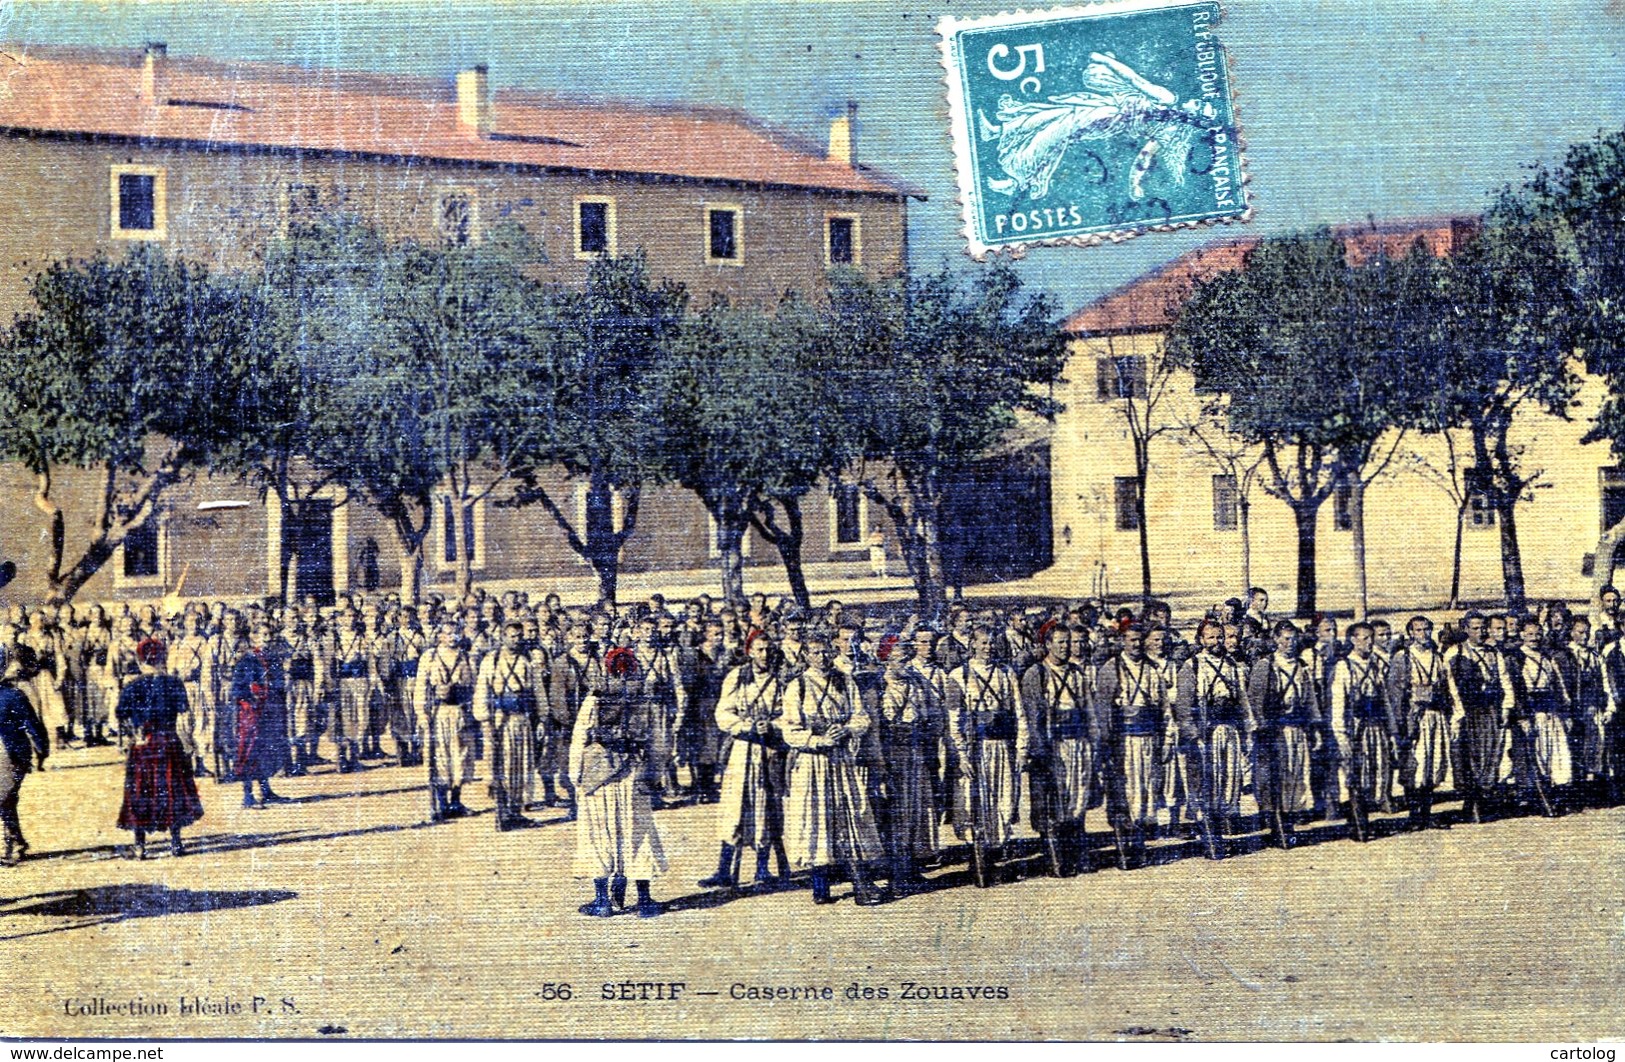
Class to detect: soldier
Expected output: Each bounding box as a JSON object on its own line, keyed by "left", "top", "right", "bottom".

{"left": 1145, "top": 625, "right": 1193, "bottom": 838}
{"left": 780, "top": 632, "right": 885, "bottom": 905}
{"left": 473, "top": 620, "right": 545, "bottom": 831}
{"left": 1559, "top": 615, "right": 1611, "bottom": 808}
{"left": 1248, "top": 620, "right": 1319, "bottom": 848}
{"left": 684, "top": 619, "right": 731, "bottom": 804}
{"left": 908, "top": 627, "right": 953, "bottom": 830}
{"left": 1021, "top": 624, "right": 1098, "bottom": 876}
{"left": 391, "top": 607, "right": 428, "bottom": 768}
{"left": 1387, "top": 616, "right": 1451, "bottom": 830}
{"left": 544, "top": 619, "right": 596, "bottom": 818}
{"left": 629, "top": 615, "right": 685, "bottom": 807}
{"left": 1508, "top": 615, "right": 1571, "bottom": 816}
{"left": 206, "top": 611, "right": 246, "bottom": 781}
{"left": 570, "top": 647, "right": 665, "bottom": 918}
{"left": 1177, "top": 618, "right": 1255, "bottom": 856}
{"left": 1329, "top": 622, "right": 1398, "bottom": 841}
{"left": 331, "top": 611, "right": 373, "bottom": 773}
{"left": 700, "top": 630, "right": 788, "bottom": 891}
{"left": 415, "top": 622, "right": 478, "bottom": 822}
{"left": 283, "top": 615, "right": 324, "bottom": 776}
{"left": 0, "top": 645, "right": 48, "bottom": 865}
{"left": 1593, "top": 585, "right": 1622, "bottom": 650}
{"left": 79, "top": 605, "right": 113, "bottom": 749}
{"left": 1301, "top": 615, "right": 1344, "bottom": 820}
{"left": 873, "top": 640, "right": 940, "bottom": 892}
{"left": 1446, "top": 611, "right": 1515, "bottom": 823}
{"left": 228, "top": 622, "right": 292, "bottom": 809}
{"left": 169, "top": 613, "right": 213, "bottom": 777}
{"left": 107, "top": 614, "right": 143, "bottom": 749}
{"left": 945, "top": 627, "right": 1026, "bottom": 887}
{"left": 1096, "top": 622, "right": 1169, "bottom": 868}
{"left": 20, "top": 610, "right": 66, "bottom": 753}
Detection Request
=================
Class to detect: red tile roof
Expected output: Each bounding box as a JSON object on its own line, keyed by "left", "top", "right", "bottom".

{"left": 1064, "top": 216, "right": 1480, "bottom": 336}
{"left": 0, "top": 44, "right": 922, "bottom": 198}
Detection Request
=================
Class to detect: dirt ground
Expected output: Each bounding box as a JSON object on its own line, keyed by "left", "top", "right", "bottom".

{"left": 1, "top": 744, "right": 1620, "bottom": 1042}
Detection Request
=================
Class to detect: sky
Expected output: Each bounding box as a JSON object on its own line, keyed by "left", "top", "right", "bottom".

{"left": 5, "top": 0, "right": 1624, "bottom": 314}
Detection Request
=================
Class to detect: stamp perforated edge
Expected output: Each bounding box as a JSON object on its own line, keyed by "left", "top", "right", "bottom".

{"left": 935, "top": 0, "right": 1254, "bottom": 260}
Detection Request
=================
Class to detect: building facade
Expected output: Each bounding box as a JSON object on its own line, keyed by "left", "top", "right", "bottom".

{"left": 1050, "top": 217, "right": 1620, "bottom": 612}
{"left": 0, "top": 44, "right": 922, "bottom": 605}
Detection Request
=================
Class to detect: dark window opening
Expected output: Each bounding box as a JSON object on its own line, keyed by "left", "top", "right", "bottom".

{"left": 578, "top": 201, "right": 609, "bottom": 254}
{"left": 124, "top": 520, "right": 160, "bottom": 578}
{"left": 708, "top": 208, "right": 738, "bottom": 261}
{"left": 1334, "top": 477, "right": 1355, "bottom": 532}
{"left": 442, "top": 498, "right": 477, "bottom": 564}
{"left": 1213, "top": 474, "right": 1239, "bottom": 531}
{"left": 833, "top": 485, "right": 862, "bottom": 545}
{"left": 1095, "top": 355, "right": 1147, "bottom": 400}
{"left": 1115, "top": 476, "right": 1140, "bottom": 532}
{"left": 118, "top": 173, "right": 156, "bottom": 232}
{"left": 828, "top": 216, "right": 855, "bottom": 264}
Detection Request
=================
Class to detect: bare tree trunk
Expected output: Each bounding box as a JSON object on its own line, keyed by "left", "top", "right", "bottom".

{"left": 1449, "top": 501, "right": 1468, "bottom": 610}
{"left": 749, "top": 494, "right": 810, "bottom": 612}
{"left": 382, "top": 497, "right": 429, "bottom": 607}
{"left": 1292, "top": 502, "right": 1318, "bottom": 620}
{"left": 1497, "top": 495, "right": 1527, "bottom": 614}
{"left": 1134, "top": 472, "right": 1152, "bottom": 605}
{"left": 1350, "top": 475, "right": 1369, "bottom": 622}
{"left": 714, "top": 506, "right": 748, "bottom": 608}
{"left": 1238, "top": 494, "right": 1253, "bottom": 594}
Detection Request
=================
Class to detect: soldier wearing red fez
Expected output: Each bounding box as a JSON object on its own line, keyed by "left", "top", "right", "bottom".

{"left": 116, "top": 639, "right": 204, "bottom": 858}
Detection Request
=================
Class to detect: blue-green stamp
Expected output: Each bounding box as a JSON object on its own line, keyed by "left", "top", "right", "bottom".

{"left": 938, "top": 0, "right": 1249, "bottom": 257}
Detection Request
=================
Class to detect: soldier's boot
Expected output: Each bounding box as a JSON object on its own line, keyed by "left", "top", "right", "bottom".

{"left": 542, "top": 778, "right": 560, "bottom": 809}
{"left": 755, "top": 847, "right": 776, "bottom": 885}
{"left": 698, "top": 843, "right": 738, "bottom": 889}
{"left": 258, "top": 780, "right": 289, "bottom": 804}
{"left": 169, "top": 827, "right": 185, "bottom": 858}
{"left": 1111, "top": 826, "right": 1132, "bottom": 871}
{"left": 890, "top": 852, "right": 925, "bottom": 895}
{"left": 850, "top": 862, "right": 887, "bottom": 906}
{"left": 0, "top": 833, "right": 15, "bottom": 867}
{"left": 579, "top": 878, "right": 615, "bottom": 918}
{"left": 810, "top": 868, "right": 835, "bottom": 905}
{"left": 773, "top": 839, "right": 793, "bottom": 882}
{"left": 428, "top": 786, "right": 446, "bottom": 823}
{"left": 1042, "top": 829, "right": 1067, "bottom": 878}
{"left": 610, "top": 875, "right": 628, "bottom": 910}
{"left": 1347, "top": 797, "right": 1370, "bottom": 842}
{"left": 1130, "top": 825, "right": 1148, "bottom": 869}
{"left": 1268, "top": 808, "right": 1290, "bottom": 849}
{"left": 1070, "top": 824, "right": 1095, "bottom": 874}
{"left": 634, "top": 880, "right": 662, "bottom": 918}
{"left": 1405, "top": 788, "right": 1425, "bottom": 831}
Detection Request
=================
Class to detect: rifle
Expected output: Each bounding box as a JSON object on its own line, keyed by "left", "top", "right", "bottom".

{"left": 965, "top": 702, "right": 990, "bottom": 888}
{"left": 1027, "top": 749, "right": 1065, "bottom": 877}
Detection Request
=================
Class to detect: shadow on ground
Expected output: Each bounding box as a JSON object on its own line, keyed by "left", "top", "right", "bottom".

{"left": 0, "top": 883, "right": 297, "bottom": 940}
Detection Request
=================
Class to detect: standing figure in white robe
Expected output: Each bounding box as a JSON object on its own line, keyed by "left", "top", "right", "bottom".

{"left": 473, "top": 621, "right": 545, "bottom": 831}
{"left": 1329, "top": 623, "right": 1399, "bottom": 842}
{"left": 1247, "top": 621, "right": 1320, "bottom": 849}
{"left": 1021, "top": 624, "right": 1097, "bottom": 877}
{"left": 699, "top": 632, "right": 786, "bottom": 891}
{"left": 1387, "top": 616, "right": 1452, "bottom": 830}
{"left": 945, "top": 628, "right": 1026, "bottom": 887}
{"left": 780, "top": 633, "right": 886, "bottom": 906}
{"left": 570, "top": 647, "right": 666, "bottom": 918}
{"left": 414, "top": 624, "right": 477, "bottom": 822}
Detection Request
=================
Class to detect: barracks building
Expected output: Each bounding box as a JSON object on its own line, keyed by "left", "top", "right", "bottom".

{"left": 0, "top": 42, "right": 958, "bottom": 606}
{"left": 1053, "top": 216, "right": 1621, "bottom": 610}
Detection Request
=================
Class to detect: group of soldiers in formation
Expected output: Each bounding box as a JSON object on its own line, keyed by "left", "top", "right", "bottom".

{"left": 0, "top": 583, "right": 1622, "bottom": 915}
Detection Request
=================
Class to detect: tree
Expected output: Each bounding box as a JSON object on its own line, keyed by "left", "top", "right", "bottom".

{"left": 0, "top": 246, "right": 273, "bottom": 605}
{"left": 1399, "top": 432, "right": 1474, "bottom": 610}
{"left": 1094, "top": 333, "right": 1181, "bottom": 604}
{"left": 658, "top": 296, "right": 845, "bottom": 608}
{"left": 1176, "top": 399, "right": 1267, "bottom": 593}
{"left": 823, "top": 262, "right": 1066, "bottom": 617}
{"left": 508, "top": 254, "right": 687, "bottom": 606}
{"left": 1167, "top": 232, "right": 1430, "bottom": 619}
{"left": 1410, "top": 216, "right": 1583, "bottom": 613}
{"left": 1499, "top": 128, "right": 1625, "bottom": 598}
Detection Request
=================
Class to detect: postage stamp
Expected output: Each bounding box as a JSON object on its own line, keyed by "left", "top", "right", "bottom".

{"left": 938, "top": 0, "right": 1251, "bottom": 257}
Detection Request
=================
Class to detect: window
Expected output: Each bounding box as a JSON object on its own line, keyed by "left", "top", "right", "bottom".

{"left": 575, "top": 197, "right": 616, "bottom": 258}
{"left": 115, "top": 516, "right": 166, "bottom": 588}
{"left": 827, "top": 213, "right": 860, "bottom": 266}
{"left": 436, "top": 189, "right": 476, "bottom": 246}
{"left": 831, "top": 484, "right": 865, "bottom": 547}
{"left": 435, "top": 495, "right": 485, "bottom": 570}
{"left": 1333, "top": 477, "right": 1355, "bottom": 532}
{"left": 1095, "top": 355, "right": 1147, "bottom": 400}
{"left": 1212, "top": 474, "right": 1239, "bottom": 531}
{"left": 1114, "top": 476, "right": 1140, "bottom": 532}
{"left": 1468, "top": 491, "right": 1496, "bottom": 528}
{"left": 110, "top": 165, "right": 167, "bottom": 240}
{"left": 705, "top": 204, "right": 742, "bottom": 265}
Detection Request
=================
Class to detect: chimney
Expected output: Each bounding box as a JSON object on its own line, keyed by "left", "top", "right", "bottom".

{"left": 140, "top": 41, "right": 167, "bottom": 106}
{"left": 827, "top": 100, "right": 857, "bottom": 166}
{"left": 456, "top": 64, "right": 491, "bottom": 137}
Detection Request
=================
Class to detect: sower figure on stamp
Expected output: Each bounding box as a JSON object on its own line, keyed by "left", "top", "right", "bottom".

{"left": 1387, "top": 616, "right": 1451, "bottom": 831}
{"left": 1446, "top": 611, "right": 1515, "bottom": 823}
{"left": 1176, "top": 619, "right": 1254, "bottom": 858}
{"left": 0, "top": 645, "right": 47, "bottom": 867}
{"left": 229, "top": 622, "right": 292, "bottom": 809}
{"left": 781, "top": 632, "right": 887, "bottom": 906}
{"left": 945, "top": 627, "right": 1026, "bottom": 888}
{"left": 1097, "top": 622, "right": 1168, "bottom": 869}
{"left": 1329, "top": 623, "right": 1397, "bottom": 842}
{"left": 1560, "top": 616, "right": 1613, "bottom": 808}
{"left": 415, "top": 622, "right": 478, "bottom": 822}
{"left": 1508, "top": 615, "right": 1572, "bottom": 817}
{"left": 570, "top": 647, "right": 666, "bottom": 918}
{"left": 473, "top": 620, "right": 544, "bottom": 831}
{"left": 875, "top": 639, "right": 941, "bottom": 893}
{"left": 116, "top": 639, "right": 205, "bottom": 860}
{"left": 1246, "top": 620, "right": 1320, "bottom": 849}
{"left": 1021, "top": 623, "right": 1098, "bottom": 877}
{"left": 701, "top": 630, "right": 788, "bottom": 891}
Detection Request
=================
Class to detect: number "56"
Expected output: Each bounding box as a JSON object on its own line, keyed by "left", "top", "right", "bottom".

{"left": 987, "top": 42, "right": 1045, "bottom": 93}
{"left": 539, "top": 983, "right": 573, "bottom": 1001}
